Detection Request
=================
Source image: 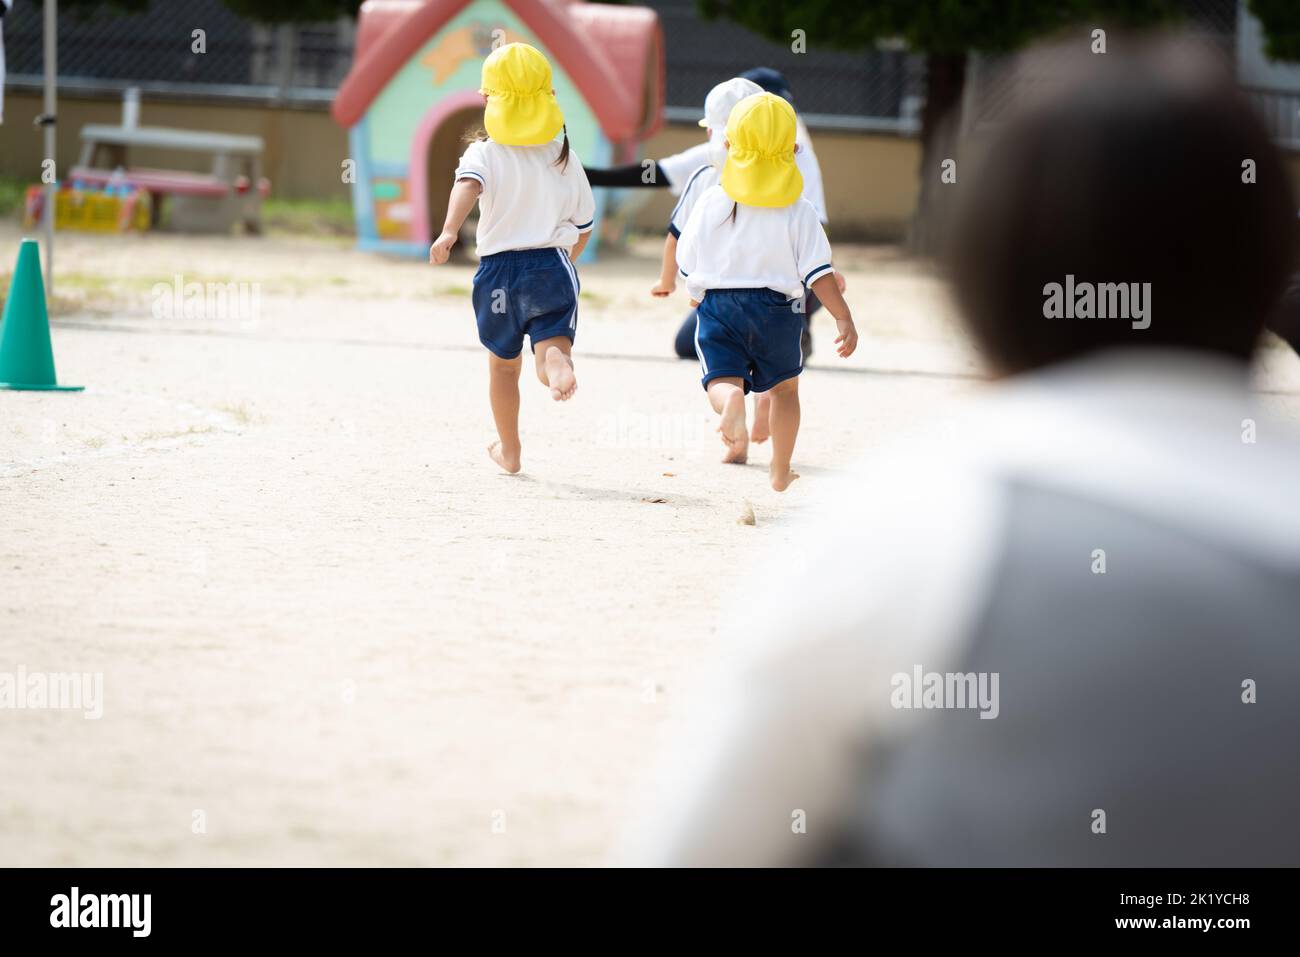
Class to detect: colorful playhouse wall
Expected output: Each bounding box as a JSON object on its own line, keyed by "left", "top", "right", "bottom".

{"left": 341, "top": 1, "right": 612, "bottom": 258}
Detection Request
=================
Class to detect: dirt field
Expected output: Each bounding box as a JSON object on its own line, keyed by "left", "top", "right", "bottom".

{"left": 2, "top": 223, "right": 1298, "bottom": 865}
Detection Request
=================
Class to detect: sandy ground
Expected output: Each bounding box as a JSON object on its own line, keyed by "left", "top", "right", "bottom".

{"left": 2, "top": 222, "right": 1298, "bottom": 866}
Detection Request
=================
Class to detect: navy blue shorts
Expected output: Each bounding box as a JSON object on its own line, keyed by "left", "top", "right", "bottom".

{"left": 472, "top": 247, "right": 580, "bottom": 360}
{"left": 693, "top": 288, "right": 805, "bottom": 394}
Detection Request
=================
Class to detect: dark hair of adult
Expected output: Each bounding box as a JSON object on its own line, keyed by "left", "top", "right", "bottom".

{"left": 946, "top": 34, "right": 1297, "bottom": 374}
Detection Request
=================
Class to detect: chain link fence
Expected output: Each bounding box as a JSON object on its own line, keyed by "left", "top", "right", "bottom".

{"left": 3, "top": 0, "right": 353, "bottom": 105}
{"left": 643, "top": 0, "right": 925, "bottom": 132}
{"left": 3, "top": 0, "right": 921, "bottom": 127}
{"left": 960, "top": 0, "right": 1300, "bottom": 148}
{"left": 2, "top": 0, "right": 1295, "bottom": 143}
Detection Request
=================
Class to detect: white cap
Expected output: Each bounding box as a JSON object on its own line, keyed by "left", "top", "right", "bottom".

{"left": 699, "top": 77, "right": 765, "bottom": 133}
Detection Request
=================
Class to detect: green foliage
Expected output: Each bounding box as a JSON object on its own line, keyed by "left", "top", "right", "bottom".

{"left": 0, "top": 176, "right": 27, "bottom": 219}
{"left": 34, "top": 0, "right": 152, "bottom": 14}
{"left": 698, "top": 0, "right": 1184, "bottom": 55}
{"left": 261, "top": 196, "right": 356, "bottom": 237}
{"left": 219, "top": 0, "right": 364, "bottom": 23}
{"left": 1249, "top": 0, "right": 1300, "bottom": 61}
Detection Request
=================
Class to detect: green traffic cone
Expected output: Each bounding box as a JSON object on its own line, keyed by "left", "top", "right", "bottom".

{"left": 0, "top": 239, "right": 83, "bottom": 391}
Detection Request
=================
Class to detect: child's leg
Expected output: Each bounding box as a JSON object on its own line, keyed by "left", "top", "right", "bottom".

{"left": 767, "top": 376, "right": 800, "bottom": 491}
{"left": 533, "top": 335, "right": 577, "bottom": 401}
{"left": 487, "top": 352, "right": 523, "bottom": 474}
{"left": 706, "top": 376, "right": 749, "bottom": 465}
{"left": 750, "top": 391, "right": 772, "bottom": 443}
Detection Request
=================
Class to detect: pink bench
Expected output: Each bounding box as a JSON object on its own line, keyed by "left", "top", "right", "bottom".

{"left": 68, "top": 166, "right": 231, "bottom": 199}
{"left": 75, "top": 124, "right": 270, "bottom": 233}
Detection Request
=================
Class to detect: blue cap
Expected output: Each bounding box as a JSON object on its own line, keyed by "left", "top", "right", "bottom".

{"left": 740, "top": 67, "right": 794, "bottom": 104}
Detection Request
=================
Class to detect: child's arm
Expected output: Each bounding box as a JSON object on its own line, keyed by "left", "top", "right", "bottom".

{"left": 651, "top": 233, "right": 677, "bottom": 297}
{"left": 809, "top": 271, "right": 858, "bottom": 358}
{"left": 678, "top": 202, "right": 705, "bottom": 308}
{"left": 565, "top": 157, "right": 597, "bottom": 264}
{"left": 797, "top": 201, "right": 856, "bottom": 358}
{"left": 584, "top": 162, "right": 670, "bottom": 189}
{"left": 429, "top": 178, "right": 482, "bottom": 265}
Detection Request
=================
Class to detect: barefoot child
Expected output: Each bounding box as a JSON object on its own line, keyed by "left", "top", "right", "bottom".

{"left": 429, "top": 42, "right": 595, "bottom": 474}
{"left": 676, "top": 93, "right": 857, "bottom": 491}
{"left": 650, "top": 77, "right": 762, "bottom": 300}
{"left": 652, "top": 79, "right": 847, "bottom": 452}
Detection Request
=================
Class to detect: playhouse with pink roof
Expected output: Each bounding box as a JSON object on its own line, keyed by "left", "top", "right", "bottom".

{"left": 332, "top": 0, "right": 664, "bottom": 257}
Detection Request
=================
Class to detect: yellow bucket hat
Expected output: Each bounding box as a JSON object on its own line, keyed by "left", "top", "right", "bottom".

{"left": 719, "top": 92, "right": 803, "bottom": 208}
{"left": 479, "top": 43, "right": 565, "bottom": 146}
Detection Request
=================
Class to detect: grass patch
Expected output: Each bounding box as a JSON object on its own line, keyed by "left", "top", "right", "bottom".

{"left": 136, "top": 425, "right": 218, "bottom": 442}
{"left": 261, "top": 196, "right": 355, "bottom": 238}
{"left": 0, "top": 175, "right": 28, "bottom": 219}
{"left": 215, "top": 401, "right": 261, "bottom": 426}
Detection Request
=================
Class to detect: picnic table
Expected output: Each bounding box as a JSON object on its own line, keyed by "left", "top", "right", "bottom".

{"left": 71, "top": 124, "right": 270, "bottom": 233}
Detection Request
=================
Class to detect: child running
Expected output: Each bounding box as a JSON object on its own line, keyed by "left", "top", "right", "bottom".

{"left": 429, "top": 42, "right": 595, "bottom": 475}
{"left": 650, "top": 76, "right": 762, "bottom": 300}
{"left": 676, "top": 92, "right": 857, "bottom": 490}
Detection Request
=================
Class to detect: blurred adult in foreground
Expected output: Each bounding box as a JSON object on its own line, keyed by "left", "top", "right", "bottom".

{"left": 625, "top": 34, "right": 1300, "bottom": 867}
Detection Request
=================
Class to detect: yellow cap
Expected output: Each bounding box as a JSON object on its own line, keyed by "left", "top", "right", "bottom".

{"left": 479, "top": 43, "right": 565, "bottom": 146}
{"left": 719, "top": 92, "right": 803, "bottom": 208}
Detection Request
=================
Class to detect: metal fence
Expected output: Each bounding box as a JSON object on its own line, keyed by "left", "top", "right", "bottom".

{"left": 3, "top": 0, "right": 353, "bottom": 106}
{"left": 2, "top": 0, "right": 1296, "bottom": 143}
{"left": 3, "top": 0, "right": 921, "bottom": 128}
{"left": 643, "top": 0, "right": 925, "bottom": 132}
{"left": 1245, "top": 86, "right": 1300, "bottom": 150}
{"left": 958, "top": 3, "right": 1300, "bottom": 148}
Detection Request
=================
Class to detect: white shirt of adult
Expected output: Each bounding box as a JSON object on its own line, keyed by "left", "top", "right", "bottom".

{"left": 666, "top": 163, "right": 717, "bottom": 238}
{"left": 621, "top": 349, "right": 1300, "bottom": 866}
{"left": 676, "top": 184, "right": 833, "bottom": 302}
{"left": 454, "top": 137, "right": 596, "bottom": 258}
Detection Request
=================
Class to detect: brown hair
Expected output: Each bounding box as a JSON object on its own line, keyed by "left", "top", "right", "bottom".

{"left": 463, "top": 124, "right": 569, "bottom": 171}
{"left": 555, "top": 123, "right": 570, "bottom": 172}
{"left": 947, "top": 34, "right": 1297, "bottom": 374}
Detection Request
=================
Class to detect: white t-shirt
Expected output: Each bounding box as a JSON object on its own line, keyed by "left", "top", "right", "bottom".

{"left": 623, "top": 350, "right": 1300, "bottom": 867}
{"left": 676, "top": 185, "right": 833, "bottom": 302}
{"left": 454, "top": 137, "right": 595, "bottom": 258}
{"left": 658, "top": 117, "right": 827, "bottom": 223}
{"left": 667, "top": 163, "right": 717, "bottom": 238}
{"left": 656, "top": 143, "right": 708, "bottom": 196}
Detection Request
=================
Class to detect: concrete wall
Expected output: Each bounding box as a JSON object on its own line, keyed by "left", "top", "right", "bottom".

{"left": 0, "top": 91, "right": 918, "bottom": 237}
{"left": 0, "top": 92, "right": 352, "bottom": 200}
{"left": 633, "top": 123, "right": 921, "bottom": 241}
{"left": 8, "top": 90, "right": 1300, "bottom": 242}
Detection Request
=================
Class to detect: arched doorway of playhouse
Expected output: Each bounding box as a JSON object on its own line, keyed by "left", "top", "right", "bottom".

{"left": 409, "top": 91, "right": 486, "bottom": 253}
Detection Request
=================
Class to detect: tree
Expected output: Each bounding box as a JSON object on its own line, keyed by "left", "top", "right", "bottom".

{"left": 220, "top": 0, "right": 363, "bottom": 23}
{"left": 1251, "top": 0, "right": 1300, "bottom": 60}
{"left": 696, "top": 1, "right": 1193, "bottom": 250}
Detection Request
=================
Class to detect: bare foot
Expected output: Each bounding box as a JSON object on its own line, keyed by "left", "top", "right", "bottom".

{"left": 750, "top": 393, "right": 772, "bottom": 443}
{"left": 488, "top": 440, "right": 522, "bottom": 474}
{"left": 770, "top": 466, "right": 800, "bottom": 491}
{"left": 718, "top": 390, "right": 749, "bottom": 464}
{"left": 544, "top": 346, "right": 577, "bottom": 401}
